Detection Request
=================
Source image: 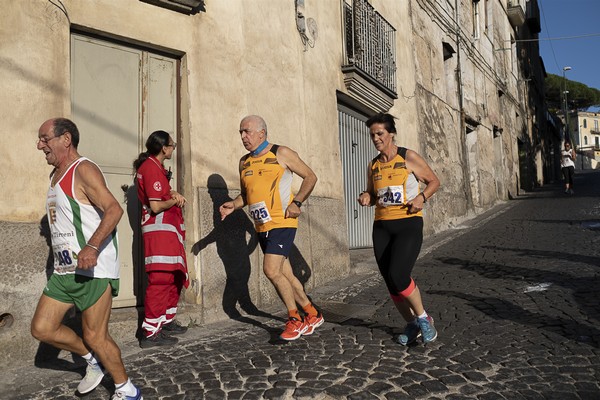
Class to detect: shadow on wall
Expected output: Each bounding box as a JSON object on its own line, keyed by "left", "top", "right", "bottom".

{"left": 192, "top": 174, "right": 321, "bottom": 341}
{"left": 192, "top": 174, "right": 280, "bottom": 325}
{"left": 289, "top": 243, "right": 311, "bottom": 287}
{"left": 122, "top": 180, "right": 145, "bottom": 301}
{"left": 39, "top": 215, "right": 53, "bottom": 281}
{"left": 122, "top": 179, "right": 147, "bottom": 338}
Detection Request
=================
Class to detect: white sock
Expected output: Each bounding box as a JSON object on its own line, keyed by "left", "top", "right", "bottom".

{"left": 417, "top": 311, "right": 428, "bottom": 319}
{"left": 82, "top": 353, "right": 98, "bottom": 365}
{"left": 115, "top": 379, "right": 136, "bottom": 396}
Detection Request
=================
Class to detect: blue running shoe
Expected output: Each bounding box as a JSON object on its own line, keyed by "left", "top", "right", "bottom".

{"left": 396, "top": 321, "right": 421, "bottom": 346}
{"left": 111, "top": 386, "right": 143, "bottom": 400}
{"left": 417, "top": 315, "right": 437, "bottom": 343}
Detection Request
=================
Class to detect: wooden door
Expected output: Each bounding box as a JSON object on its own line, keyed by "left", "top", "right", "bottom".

{"left": 71, "top": 34, "right": 178, "bottom": 307}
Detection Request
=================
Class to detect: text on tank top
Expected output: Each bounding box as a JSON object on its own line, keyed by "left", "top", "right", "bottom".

{"left": 371, "top": 147, "right": 422, "bottom": 220}
{"left": 240, "top": 144, "right": 298, "bottom": 232}
{"left": 46, "top": 157, "right": 120, "bottom": 278}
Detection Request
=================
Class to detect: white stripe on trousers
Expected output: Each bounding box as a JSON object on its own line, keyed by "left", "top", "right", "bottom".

{"left": 142, "top": 306, "right": 178, "bottom": 336}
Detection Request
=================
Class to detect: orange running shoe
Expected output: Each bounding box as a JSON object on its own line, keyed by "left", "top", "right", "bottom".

{"left": 279, "top": 316, "right": 308, "bottom": 341}
{"left": 302, "top": 312, "right": 324, "bottom": 336}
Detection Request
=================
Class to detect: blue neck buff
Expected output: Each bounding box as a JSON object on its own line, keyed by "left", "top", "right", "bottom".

{"left": 251, "top": 140, "right": 269, "bottom": 156}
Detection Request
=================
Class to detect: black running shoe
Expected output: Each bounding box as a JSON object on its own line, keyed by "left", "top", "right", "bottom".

{"left": 162, "top": 320, "right": 188, "bottom": 335}
{"left": 139, "top": 331, "right": 178, "bottom": 348}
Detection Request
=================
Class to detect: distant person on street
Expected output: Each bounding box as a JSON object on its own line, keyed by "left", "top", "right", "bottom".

{"left": 219, "top": 115, "right": 323, "bottom": 341}
{"left": 32, "top": 118, "right": 142, "bottom": 399}
{"left": 133, "top": 130, "right": 189, "bottom": 348}
{"left": 358, "top": 113, "right": 440, "bottom": 346}
{"left": 560, "top": 141, "right": 576, "bottom": 195}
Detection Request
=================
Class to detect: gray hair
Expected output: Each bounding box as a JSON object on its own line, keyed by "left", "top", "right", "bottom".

{"left": 241, "top": 115, "right": 268, "bottom": 135}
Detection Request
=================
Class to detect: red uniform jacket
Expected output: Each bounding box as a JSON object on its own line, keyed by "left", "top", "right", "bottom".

{"left": 136, "top": 156, "right": 188, "bottom": 286}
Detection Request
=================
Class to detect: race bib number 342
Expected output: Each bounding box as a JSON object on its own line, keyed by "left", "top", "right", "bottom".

{"left": 377, "top": 185, "right": 405, "bottom": 207}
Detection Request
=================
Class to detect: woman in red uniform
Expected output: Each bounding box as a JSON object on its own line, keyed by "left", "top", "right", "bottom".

{"left": 133, "top": 130, "right": 189, "bottom": 348}
{"left": 358, "top": 113, "right": 440, "bottom": 346}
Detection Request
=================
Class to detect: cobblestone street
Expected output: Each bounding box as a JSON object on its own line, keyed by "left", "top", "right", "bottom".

{"left": 4, "top": 170, "right": 600, "bottom": 399}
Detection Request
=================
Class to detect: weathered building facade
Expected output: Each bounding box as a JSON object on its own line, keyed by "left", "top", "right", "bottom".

{"left": 0, "top": 0, "right": 550, "bottom": 366}
{"left": 572, "top": 111, "right": 600, "bottom": 169}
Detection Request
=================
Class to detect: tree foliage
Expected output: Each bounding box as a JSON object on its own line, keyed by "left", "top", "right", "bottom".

{"left": 545, "top": 74, "right": 600, "bottom": 112}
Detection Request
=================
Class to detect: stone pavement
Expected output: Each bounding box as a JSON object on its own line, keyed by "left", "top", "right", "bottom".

{"left": 3, "top": 170, "right": 600, "bottom": 399}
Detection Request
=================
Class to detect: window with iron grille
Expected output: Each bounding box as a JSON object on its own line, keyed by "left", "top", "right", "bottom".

{"left": 342, "top": 0, "right": 397, "bottom": 95}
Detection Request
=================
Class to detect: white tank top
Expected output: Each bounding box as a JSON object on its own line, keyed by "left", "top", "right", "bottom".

{"left": 46, "top": 157, "right": 120, "bottom": 278}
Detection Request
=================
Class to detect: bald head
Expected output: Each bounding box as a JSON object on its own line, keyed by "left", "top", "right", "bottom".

{"left": 241, "top": 115, "right": 267, "bottom": 135}
{"left": 39, "top": 117, "right": 80, "bottom": 148}
{"left": 39, "top": 118, "right": 55, "bottom": 136}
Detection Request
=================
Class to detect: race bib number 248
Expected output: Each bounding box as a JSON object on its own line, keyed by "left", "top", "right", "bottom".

{"left": 52, "top": 243, "right": 77, "bottom": 273}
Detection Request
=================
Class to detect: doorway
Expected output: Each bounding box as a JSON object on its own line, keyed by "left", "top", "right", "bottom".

{"left": 338, "top": 105, "right": 376, "bottom": 249}
{"left": 70, "top": 34, "right": 179, "bottom": 307}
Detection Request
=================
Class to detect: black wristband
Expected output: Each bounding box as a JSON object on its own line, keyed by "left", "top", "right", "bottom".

{"left": 420, "top": 192, "right": 427, "bottom": 203}
{"left": 292, "top": 200, "right": 302, "bottom": 208}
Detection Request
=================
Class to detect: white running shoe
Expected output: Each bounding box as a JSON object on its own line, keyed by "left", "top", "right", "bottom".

{"left": 77, "top": 360, "right": 105, "bottom": 394}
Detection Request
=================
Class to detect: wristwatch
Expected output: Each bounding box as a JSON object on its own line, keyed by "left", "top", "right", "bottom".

{"left": 292, "top": 200, "right": 303, "bottom": 208}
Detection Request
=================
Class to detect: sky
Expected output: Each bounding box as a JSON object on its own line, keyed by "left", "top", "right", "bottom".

{"left": 538, "top": 0, "right": 600, "bottom": 91}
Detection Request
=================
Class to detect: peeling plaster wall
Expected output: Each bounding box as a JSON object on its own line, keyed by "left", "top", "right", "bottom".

{"left": 409, "top": 0, "right": 525, "bottom": 222}
{"left": 0, "top": 221, "right": 49, "bottom": 367}
{"left": 416, "top": 87, "right": 470, "bottom": 228}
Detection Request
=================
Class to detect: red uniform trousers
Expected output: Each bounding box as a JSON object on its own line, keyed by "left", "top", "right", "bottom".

{"left": 142, "top": 270, "right": 186, "bottom": 337}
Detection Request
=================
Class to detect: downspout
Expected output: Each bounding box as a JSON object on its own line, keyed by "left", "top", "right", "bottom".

{"left": 455, "top": 0, "right": 474, "bottom": 210}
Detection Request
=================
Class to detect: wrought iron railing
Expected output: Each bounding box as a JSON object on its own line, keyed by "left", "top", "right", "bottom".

{"left": 343, "top": 0, "right": 397, "bottom": 94}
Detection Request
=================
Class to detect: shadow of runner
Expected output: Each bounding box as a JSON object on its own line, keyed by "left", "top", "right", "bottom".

{"left": 313, "top": 299, "right": 406, "bottom": 344}
{"left": 192, "top": 175, "right": 282, "bottom": 333}
{"left": 429, "top": 289, "right": 599, "bottom": 348}
{"left": 39, "top": 215, "right": 54, "bottom": 281}
{"left": 121, "top": 180, "right": 148, "bottom": 340}
{"left": 437, "top": 255, "right": 600, "bottom": 325}
{"left": 289, "top": 245, "right": 311, "bottom": 287}
{"left": 479, "top": 245, "right": 600, "bottom": 270}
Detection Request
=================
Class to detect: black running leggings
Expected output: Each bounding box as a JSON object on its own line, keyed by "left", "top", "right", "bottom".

{"left": 562, "top": 166, "right": 574, "bottom": 187}
{"left": 372, "top": 217, "right": 423, "bottom": 295}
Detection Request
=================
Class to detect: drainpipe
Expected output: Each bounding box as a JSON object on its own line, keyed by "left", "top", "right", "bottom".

{"left": 455, "top": 0, "right": 474, "bottom": 210}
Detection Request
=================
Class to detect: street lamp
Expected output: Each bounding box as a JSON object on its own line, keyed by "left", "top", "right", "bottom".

{"left": 563, "top": 90, "right": 570, "bottom": 142}
{"left": 562, "top": 66, "right": 572, "bottom": 144}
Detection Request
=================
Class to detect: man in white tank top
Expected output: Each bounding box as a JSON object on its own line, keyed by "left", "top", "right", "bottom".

{"left": 31, "top": 118, "right": 142, "bottom": 400}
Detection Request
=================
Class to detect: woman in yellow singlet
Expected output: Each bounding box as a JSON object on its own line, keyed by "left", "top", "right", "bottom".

{"left": 358, "top": 113, "right": 440, "bottom": 345}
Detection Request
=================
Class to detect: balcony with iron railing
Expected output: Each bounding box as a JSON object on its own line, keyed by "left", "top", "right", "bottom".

{"left": 342, "top": 0, "right": 397, "bottom": 111}
{"left": 507, "top": 0, "right": 526, "bottom": 28}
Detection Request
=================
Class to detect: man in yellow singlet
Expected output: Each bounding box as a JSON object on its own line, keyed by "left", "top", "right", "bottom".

{"left": 219, "top": 115, "right": 323, "bottom": 341}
